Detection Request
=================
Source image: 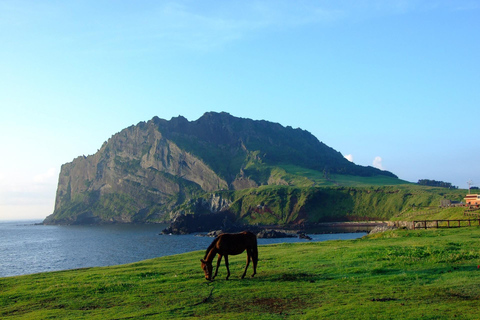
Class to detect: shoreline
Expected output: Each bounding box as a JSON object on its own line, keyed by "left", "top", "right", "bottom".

{"left": 164, "top": 221, "right": 386, "bottom": 238}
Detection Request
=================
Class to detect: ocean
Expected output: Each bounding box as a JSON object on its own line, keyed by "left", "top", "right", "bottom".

{"left": 0, "top": 220, "right": 365, "bottom": 278}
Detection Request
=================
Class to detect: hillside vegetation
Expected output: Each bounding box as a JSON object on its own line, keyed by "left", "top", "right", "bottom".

{"left": 2, "top": 227, "right": 480, "bottom": 319}
{"left": 177, "top": 184, "right": 467, "bottom": 226}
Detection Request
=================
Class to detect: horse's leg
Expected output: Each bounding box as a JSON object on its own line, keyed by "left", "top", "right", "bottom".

{"left": 241, "top": 251, "right": 251, "bottom": 279}
{"left": 224, "top": 255, "right": 230, "bottom": 280}
{"left": 213, "top": 254, "right": 222, "bottom": 279}
{"left": 251, "top": 246, "right": 258, "bottom": 278}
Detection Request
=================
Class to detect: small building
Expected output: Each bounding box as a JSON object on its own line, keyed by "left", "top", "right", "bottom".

{"left": 440, "top": 199, "right": 461, "bottom": 207}
{"left": 441, "top": 199, "right": 452, "bottom": 207}
{"left": 464, "top": 194, "right": 480, "bottom": 206}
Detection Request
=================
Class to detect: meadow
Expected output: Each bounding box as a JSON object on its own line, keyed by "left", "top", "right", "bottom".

{"left": 2, "top": 226, "right": 480, "bottom": 319}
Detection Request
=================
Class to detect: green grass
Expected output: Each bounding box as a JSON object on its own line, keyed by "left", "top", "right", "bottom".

{"left": 392, "top": 207, "right": 469, "bottom": 221}
{"left": 330, "top": 174, "right": 411, "bottom": 186}
{"left": 2, "top": 227, "right": 480, "bottom": 319}
{"left": 278, "top": 165, "right": 411, "bottom": 187}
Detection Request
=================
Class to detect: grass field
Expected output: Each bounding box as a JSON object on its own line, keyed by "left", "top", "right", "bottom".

{"left": 278, "top": 165, "right": 411, "bottom": 187}
{"left": 392, "top": 207, "right": 469, "bottom": 221}
{"left": 2, "top": 227, "right": 480, "bottom": 319}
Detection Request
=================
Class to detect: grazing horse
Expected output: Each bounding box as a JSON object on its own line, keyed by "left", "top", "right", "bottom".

{"left": 200, "top": 231, "right": 258, "bottom": 281}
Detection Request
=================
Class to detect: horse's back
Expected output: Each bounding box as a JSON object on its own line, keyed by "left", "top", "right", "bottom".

{"left": 243, "top": 231, "right": 257, "bottom": 247}
{"left": 216, "top": 231, "right": 257, "bottom": 255}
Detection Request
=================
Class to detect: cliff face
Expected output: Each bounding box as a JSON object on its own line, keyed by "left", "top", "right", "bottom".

{"left": 44, "top": 112, "right": 397, "bottom": 225}
{"left": 46, "top": 120, "right": 228, "bottom": 224}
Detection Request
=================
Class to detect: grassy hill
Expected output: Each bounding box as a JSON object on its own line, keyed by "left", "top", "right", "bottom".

{"left": 2, "top": 227, "right": 480, "bottom": 319}
{"left": 188, "top": 163, "right": 469, "bottom": 227}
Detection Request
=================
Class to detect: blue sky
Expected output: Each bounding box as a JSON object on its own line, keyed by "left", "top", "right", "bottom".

{"left": 1, "top": 0, "right": 479, "bottom": 220}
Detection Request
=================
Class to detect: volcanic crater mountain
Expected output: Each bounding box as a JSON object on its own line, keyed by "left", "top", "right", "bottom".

{"left": 44, "top": 112, "right": 399, "bottom": 226}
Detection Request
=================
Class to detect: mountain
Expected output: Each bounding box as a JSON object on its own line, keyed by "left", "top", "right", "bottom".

{"left": 44, "top": 112, "right": 398, "bottom": 225}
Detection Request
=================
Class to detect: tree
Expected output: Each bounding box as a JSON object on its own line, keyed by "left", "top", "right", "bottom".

{"left": 417, "top": 179, "right": 458, "bottom": 189}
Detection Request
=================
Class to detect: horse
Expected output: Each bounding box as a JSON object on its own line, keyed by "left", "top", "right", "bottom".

{"left": 200, "top": 231, "right": 258, "bottom": 281}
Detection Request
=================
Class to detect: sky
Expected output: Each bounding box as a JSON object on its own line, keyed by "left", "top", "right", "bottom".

{"left": 1, "top": 0, "right": 479, "bottom": 220}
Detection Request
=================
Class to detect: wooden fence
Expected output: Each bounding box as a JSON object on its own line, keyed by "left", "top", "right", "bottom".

{"left": 413, "top": 219, "right": 480, "bottom": 230}
{"left": 464, "top": 208, "right": 480, "bottom": 216}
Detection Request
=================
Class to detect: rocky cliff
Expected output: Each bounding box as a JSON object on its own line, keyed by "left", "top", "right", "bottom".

{"left": 44, "top": 112, "right": 397, "bottom": 225}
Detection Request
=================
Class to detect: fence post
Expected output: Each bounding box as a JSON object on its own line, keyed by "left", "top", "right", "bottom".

{"left": 424, "top": 220, "right": 427, "bottom": 230}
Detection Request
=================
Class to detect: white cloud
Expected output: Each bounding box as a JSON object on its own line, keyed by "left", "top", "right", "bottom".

{"left": 33, "top": 167, "right": 57, "bottom": 184}
{"left": 372, "top": 156, "right": 384, "bottom": 170}
{"left": 0, "top": 204, "right": 52, "bottom": 221}
{"left": 344, "top": 154, "right": 354, "bottom": 162}
{"left": 0, "top": 168, "right": 58, "bottom": 220}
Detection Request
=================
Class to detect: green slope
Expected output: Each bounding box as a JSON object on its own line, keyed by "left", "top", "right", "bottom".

{"left": 157, "top": 113, "right": 397, "bottom": 181}
{"left": 181, "top": 183, "right": 467, "bottom": 225}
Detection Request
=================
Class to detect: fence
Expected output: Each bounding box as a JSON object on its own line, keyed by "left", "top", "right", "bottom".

{"left": 413, "top": 219, "right": 480, "bottom": 230}
{"left": 464, "top": 207, "right": 480, "bottom": 216}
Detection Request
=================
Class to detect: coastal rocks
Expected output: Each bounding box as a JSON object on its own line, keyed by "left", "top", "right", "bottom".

{"left": 368, "top": 221, "right": 414, "bottom": 234}
{"left": 256, "top": 230, "right": 296, "bottom": 239}
{"left": 298, "top": 233, "right": 312, "bottom": 240}
{"left": 161, "top": 211, "right": 236, "bottom": 235}
{"left": 195, "top": 229, "right": 311, "bottom": 239}
{"left": 206, "top": 230, "right": 224, "bottom": 237}
{"left": 369, "top": 224, "right": 397, "bottom": 235}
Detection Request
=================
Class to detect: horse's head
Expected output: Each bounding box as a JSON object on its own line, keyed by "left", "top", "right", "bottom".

{"left": 200, "top": 259, "right": 213, "bottom": 281}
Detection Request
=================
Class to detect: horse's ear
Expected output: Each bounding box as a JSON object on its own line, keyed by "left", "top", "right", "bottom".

{"left": 200, "top": 259, "right": 205, "bottom": 263}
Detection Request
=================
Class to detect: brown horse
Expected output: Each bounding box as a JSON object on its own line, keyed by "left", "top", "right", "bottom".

{"left": 200, "top": 231, "right": 258, "bottom": 281}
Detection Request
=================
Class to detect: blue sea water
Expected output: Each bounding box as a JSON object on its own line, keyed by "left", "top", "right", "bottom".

{"left": 0, "top": 220, "right": 365, "bottom": 278}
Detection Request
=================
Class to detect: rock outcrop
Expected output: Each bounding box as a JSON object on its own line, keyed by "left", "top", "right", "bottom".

{"left": 45, "top": 120, "right": 228, "bottom": 224}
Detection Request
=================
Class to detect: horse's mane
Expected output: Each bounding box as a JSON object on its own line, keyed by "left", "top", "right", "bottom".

{"left": 204, "top": 236, "right": 220, "bottom": 259}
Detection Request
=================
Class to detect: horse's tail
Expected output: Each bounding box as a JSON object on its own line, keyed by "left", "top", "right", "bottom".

{"left": 204, "top": 236, "right": 220, "bottom": 259}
